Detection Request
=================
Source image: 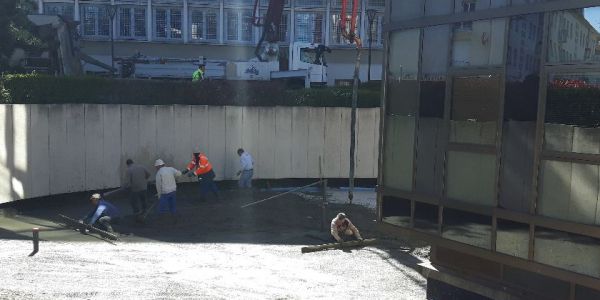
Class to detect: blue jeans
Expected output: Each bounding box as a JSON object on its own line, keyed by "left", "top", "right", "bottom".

{"left": 199, "top": 170, "right": 219, "bottom": 198}
{"left": 158, "top": 191, "right": 177, "bottom": 214}
{"left": 238, "top": 170, "right": 253, "bottom": 188}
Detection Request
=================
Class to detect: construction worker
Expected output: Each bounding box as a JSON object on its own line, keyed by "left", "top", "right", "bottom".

{"left": 331, "top": 212, "right": 363, "bottom": 243}
{"left": 81, "top": 193, "right": 121, "bottom": 234}
{"left": 183, "top": 151, "right": 219, "bottom": 201}
{"left": 124, "top": 159, "right": 151, "bottom": 217}
{"left": 236, "top": 148, "right": 254, "bottom": 188}
{"left": 154, "top": 159, "right": 182, "bottom": 220}
{"left": 192, "top": 64, "right": 205, "bottom": 82}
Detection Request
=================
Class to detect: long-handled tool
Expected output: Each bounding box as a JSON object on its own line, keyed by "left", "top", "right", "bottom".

{"left": 301, "top": 238, "right": 377, "bottom": 253}
{"left": 58, "top": 214, "right": 119, "bottom": 241}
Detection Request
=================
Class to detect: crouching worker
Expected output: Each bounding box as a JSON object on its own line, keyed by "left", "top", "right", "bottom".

{"left": 81, "top": 193, "right": 121, "bottom": 233}
{"left": 331, "top": 212, "right": 363, "bottom": 243}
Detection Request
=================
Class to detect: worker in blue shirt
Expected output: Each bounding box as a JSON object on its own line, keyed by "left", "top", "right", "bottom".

{"left": 81, "top": 193, "right": 121, "bottom": 233}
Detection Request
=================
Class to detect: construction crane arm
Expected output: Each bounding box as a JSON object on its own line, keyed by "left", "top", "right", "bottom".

{"left": 253, "top": 0, "right": 285, "bottom": 61}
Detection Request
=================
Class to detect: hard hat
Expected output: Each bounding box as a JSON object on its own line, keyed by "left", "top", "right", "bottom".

{"left": 154, "top": 159, "right": 165, "bottom": 167}
{"left": 91, "top": 193, "right": 101, "bottom": 200}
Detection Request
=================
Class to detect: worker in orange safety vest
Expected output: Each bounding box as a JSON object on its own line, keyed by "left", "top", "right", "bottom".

{"left": 182, "top": 152, "right": 219, "bottom": 201}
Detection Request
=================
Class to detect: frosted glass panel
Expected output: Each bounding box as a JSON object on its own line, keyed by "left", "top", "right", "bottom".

{"left": 389, "top": 30, "right": 420, "bottom": 80}
{"left": 383, "top": 115, "right": 415, "bottom": 191}
{"left": 390, "top": 0, "right": 424, "bottom": 22}
{"left": 446, "top": 151, "right": 496, "bottom": 206}
{"left": 452, "top": 19, "right": 507, "bottom": 66}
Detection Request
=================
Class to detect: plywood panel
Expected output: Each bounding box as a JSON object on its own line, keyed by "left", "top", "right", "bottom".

{"left": 241, "top": 106, "right": 260, "bottom": 175}
{"left": 499, "top": 121, "right": 536, "bottom": 212}
{"left": 373, "top": 109, "right": 381, "bottom": 178}
{"left": 224, "top": 106, "right": 244, "bottom": 179}
{"left": 103, "top": 105, "right": 122, "bottom": 189}
{"left": 569, "top": 163, "right": 599, "bottom": 225}
{"left": 386, "top": 116, "right": 415, "bottom": 191}
{"left": 207, "top": 106, "right": 226, "bottom": 180}
{"left": 291, "top": 107, "right": 309, "bottom": 178}
{"left": 84, "top": 104, "right": 105, "bottom": 190}
{"left": 339, "top": 108, "right": 352, "bottom": 178}
{"left": 156, "top": 105, "right": 175, "bottom": 166}
{"left": 544, "top": 124, "right": 574, "bottom": 152}
{"left": 65, "top": 104, "right": 86, "bottom": 193}
{"left": 307, "top": 107, "right": 325, "bottom": 178}
{"left": 323, "top": 107, "right": 341, "bottom": 178}
{"left": 138, "top": 105, "right": 157, "bottom": 176}
{"left": 415, "top": 117, "right": 442, "bottom": 196}
{"left": 173, "top": 105, "right": 192, "bottom": 181}
{"left": 538, "top": 160, "right": 572, "bottom": 220}
{"left": 48, "top": 105, "right": 68, "bottom": 195}
{"left": 121, "top": 105, "right": 140, "bottom": 168}
{"left": 382, "top": 115, "right": 397, "bottom": 188}
{"left": 256, "top": 107, "right": 276, "bottom": 179}
{"left": 0, "top": 105, "right": 13, "bottom": 203}
{"left": 28, "top": 105, "right": 50, "bottom": 198}
{"left": 274, "top": 107, "right": 292, "bottom": 179}
{"left": 573, "top": 127, "right": 600, "bottom": 154}
{"left": 11, "top": 105, "right": 29, "bottom": 200}
{"left": 447, "top": 151, "right": 495, "bottom": 206}
{"left": 356, "top": 108, "right": 376, "bottom": 178}
{"left": 191, "top": 105, "right": 210, "bottom": 156}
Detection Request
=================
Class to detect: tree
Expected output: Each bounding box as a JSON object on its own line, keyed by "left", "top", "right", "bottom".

{"left": 0, "top": 0, "right": 43, "bottom": 72}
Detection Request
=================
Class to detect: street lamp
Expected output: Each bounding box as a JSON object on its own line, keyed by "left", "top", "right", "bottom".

{"left": 366, "top": 9, "right": 377, "bottom": 82}
{"left": 107, "top": 4, "right": 118, "bottom": 76}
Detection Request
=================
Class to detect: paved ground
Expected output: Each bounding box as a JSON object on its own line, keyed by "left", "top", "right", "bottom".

{"left": 0, "top": 184, "right": 428, "bottom": 299}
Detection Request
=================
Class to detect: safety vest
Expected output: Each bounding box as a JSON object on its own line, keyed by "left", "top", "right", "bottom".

{"left": 187, "top": 153, "right": 212, "bottom": 176}
{"left": 192, "top": 69, "right": 204, "bottom": 82}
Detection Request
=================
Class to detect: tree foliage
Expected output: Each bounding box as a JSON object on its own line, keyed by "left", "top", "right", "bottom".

{"left": 0, "top": 0, "right": 44, "bottom": 72}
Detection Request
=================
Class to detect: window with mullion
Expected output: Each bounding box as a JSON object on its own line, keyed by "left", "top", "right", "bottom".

{"left": 225, "top": 9, "right": 254, "bottom": 43}
{"left": 366, "top": 13, "right": 384, "bottom": 47}
{"left": 294, "top": 11, "right": 324, "bottom": 43}
{"left": 259, "top": 9, "right": 290, "bottom": 43}
{"left": 330, "top": 12, "right": 361, "bottom": 45}
{"left": 190, "top": 8, "right": 218, "bottom": 41}
{"left": 81, "top": 4, "right": 110, "bottom": 38}
{"left": 154, "top": 7, "right": 182, "bottom": 40}
{"left": 119, "top": 7, "right": 146, "bottom": 39}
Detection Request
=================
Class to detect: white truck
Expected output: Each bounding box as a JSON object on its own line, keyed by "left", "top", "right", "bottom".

{"left": 225, "top": 42, "right": 330, "bottom": 87}
{"left": 110, "top": 42, "right": 329, "bottom": 87}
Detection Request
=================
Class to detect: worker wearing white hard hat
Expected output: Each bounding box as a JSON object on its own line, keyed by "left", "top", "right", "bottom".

{"left": 154, "top": 158, "right": 182, "bottom": 221}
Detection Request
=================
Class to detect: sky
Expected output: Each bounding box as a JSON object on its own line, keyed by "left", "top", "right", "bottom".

{"left": 584, "top": 7, "right": 600, "bottom": 33}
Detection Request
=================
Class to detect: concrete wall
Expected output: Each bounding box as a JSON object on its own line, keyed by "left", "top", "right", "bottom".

{"left": 539, "top": 124, "right": 600, "bottom": 225}
{"left": 0, "top": 104, "right": 379, "bottom": 204}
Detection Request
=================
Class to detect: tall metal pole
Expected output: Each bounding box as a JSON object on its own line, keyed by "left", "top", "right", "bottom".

{"left": 366, "top": 9, "right": 377, "bottom": 82}
{"left": 348, "top": 46, "right": 361, "bottom": 205}
{"left": 108, "top": 4, "right": 117, "bottom": 76}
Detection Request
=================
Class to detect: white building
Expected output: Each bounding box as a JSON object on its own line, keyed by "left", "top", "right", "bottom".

{"left": 39, "top": 0, "right": 385, "bottom": 85}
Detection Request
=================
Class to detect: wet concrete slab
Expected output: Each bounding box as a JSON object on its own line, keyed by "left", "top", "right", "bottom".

{"left": 0, "top": 184, "right": 428, "bottom": 299}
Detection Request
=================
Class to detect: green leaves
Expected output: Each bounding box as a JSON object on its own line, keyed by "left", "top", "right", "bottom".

{"left": 0, "top": 74, "right": 381, "bottom": 108}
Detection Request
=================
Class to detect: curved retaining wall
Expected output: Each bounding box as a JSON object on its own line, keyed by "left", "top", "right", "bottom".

{"left": 0, "top": 104, "right": 380, "bottom": 204}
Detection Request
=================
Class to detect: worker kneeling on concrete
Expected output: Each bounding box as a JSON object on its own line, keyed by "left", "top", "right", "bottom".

{"left": 81, "top": 193, "right": 121, "bottom": 233}
{"left": 331, "top": 212, "right": 363, "bottom": 243}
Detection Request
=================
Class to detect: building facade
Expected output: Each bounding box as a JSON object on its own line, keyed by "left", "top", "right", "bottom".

{"left": 38, "top": 0, "right": 385, "bottom": 84}
{"left": 379, "top": 0, "right": 600, "bottom": 299}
